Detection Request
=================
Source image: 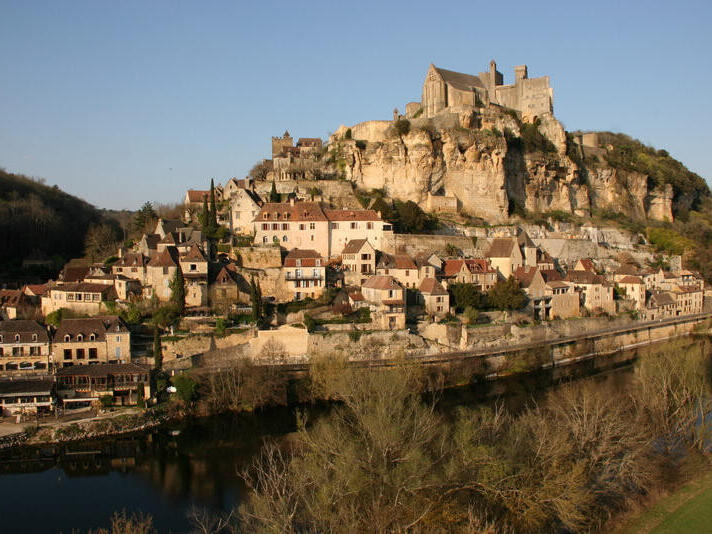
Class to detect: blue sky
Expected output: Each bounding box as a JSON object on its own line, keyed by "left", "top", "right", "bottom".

{"left": 1, "top": 0, "right": 711, "bottom": 210}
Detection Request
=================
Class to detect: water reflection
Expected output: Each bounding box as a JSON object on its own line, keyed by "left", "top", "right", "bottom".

{"left": 0, "top": 336, "right": 708, "bottom": 533}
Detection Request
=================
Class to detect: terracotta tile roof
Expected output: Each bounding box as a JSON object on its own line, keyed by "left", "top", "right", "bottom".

{"left": 378, "top": 254, "right": 417, "bottom": 270}
{"left": 486, "top": 238, "right": 516, "bottom": 258}
{"left": 341, "top": 239, "right": 370, "bottom": 254}
{"left": 296, "top": 138, "right": 323, "bottom": 147}
{"left": 324, "top": 208, "right": 382, "bottom": 222}
{"left": 618, "top": 275, "right": 643, "bottom": 284}
{"left": 181, "top": 243, "right": 207, "bottom": 262}
{"left": 60, "top": 265, "right": 90, "bottom": 283}
{"left": 52, "top": 283, "right": 118, "bottom": 296}
{"left": 442, "top": 259, "right": 495, "bottom": 277}
{"left": 0, "top": 320, "right": 49, "bottom": 342}
{"left": 513, "top": 266, "right": 539, "bottom": 288}
{"left": 56, "top": 362, "right": 150, "bottom": 377}
{"left": 362, "top": 275, "right": 402, "bottom": 291}
{"left": 615, "top": 264, "right": 640, "bottom": 276}
{"left": 147, "top": 247, "right": 179, "bottom": 268}
{"left": 54, "top": 316, "right": 128, "bottom": 342}
{"left": 576, "top": 259, "right": 596, "bottom": 272}
{"left": 114, "top": 253, "right": 148, "bottom": 268}
{"left": 24, "top": 284, "right": 49, "bottom": 297}
{"left": 0, "top": 289, "right": 27, "bottom": 307}
{"left": 649, "top": 292, "right": 676, "bottom": 307}
{"left": 186, "top": 190, "right": 209, "bottom": 203}
{"left": 255, "top": 202, "right": 328, "bottom": 222}
{"left": 539, "top": 269, "right": 563, "bottom": 283}
{"left": 419, "top": 277, "right": 448, "bottom": 295}
{"left": 565, "top": 271, "right": 606, "bottom": 285}
{"left": 284, "top": 249, "right": 324, "bottom": 267}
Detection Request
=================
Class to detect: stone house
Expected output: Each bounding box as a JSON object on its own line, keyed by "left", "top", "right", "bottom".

{"left": 84, "top": 274, "right": 141, "bottom": 301}
{"left": 283, "top": 249, "right": 326, "bottom": 301}
{"left": 56, "top": 363, "right": 150, "bottom": 407}
{"left": 414, "top": 253, "right": 443, "bottom": 280}
{"left": 254, "top": 201, "right": 330, "bottom": 256}
{"left": 0, "top": 378, "right": 54, "bottom": 417}
{"left": 418, "top": 278, "right": 450, "bottom": 318}
{"left": 514, "top": 267, "right": 579, "bottom": 320}
{"left": 230, "top": 188, "right": 263, "bottom": 235}
{"left": 0, "top": 320, "right": 51, "bottom": 375}
{"left": 154, "top": 218, "right": 183, "bottom": 239}
{"left": 672, "top": 286, "right": 704, "bottom": 316}
{"left": 325, "top": 208, "right": 392, "bottom": 257}
{"left": 360, "top": 275, "right": 406, "bottom": 330}
{"left": 253, "top": 201, "right": 392, "bottom": 259}
{"left": 341, "top": 239, "right": 376, "bottom": 286}
{"left": 137, "top": 234, "right": 161, "bottom": 258}
{"left": 643, "top": 291, "right": 678, "bottom": 321}
{"left": 486, "top": 238, "right": 524, "bottom": 279}
{"left": 52, "top": 316, "right": 131, "bottom": 368}
{"left": 209, "top": 263, "right": 250, "bottom": 312}
{"left": 179, "top": 244, "right": 209, "bottom": 308}
{"left": 641, "top": 268, "right": 666, "bottom": 291}
{"left": 564, "top": 270, "right": 615, "bottom": 315}
{"left": 441, "top": 259, "right": 498, "bottom": 291}
{"left": 183, "top": 189, "right": 224, "bottom": 222}
{"left": 145, "top": 248, "right": 179, "bottom": 302}
{"left": 376, "top": 254, "right": 420, "bottom": 289}
{"left": 42, "top": 283, "right": 118, "bottom": 316}
{"left": 615, "top": 275, "right": 646, "bottom": 311}
{"left": 112, "top": 253, "right": 149, "bottom": 285}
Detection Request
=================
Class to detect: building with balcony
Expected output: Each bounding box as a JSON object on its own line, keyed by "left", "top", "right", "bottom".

{"left": 0, "top": 320, "right": 51, "bottom": 375}
{"left": 283, "top": 249, "right": 326, "bottom": 301}
{"left": 56, "top": 363, "right": 150, "bottom": 407}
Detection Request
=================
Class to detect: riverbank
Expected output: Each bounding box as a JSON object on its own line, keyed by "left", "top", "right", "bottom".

{"left": 613, "top": 460, "right": 712, "bottom": 533}
{"left": 0, "top": 407, "right": 170, "bottom": 450}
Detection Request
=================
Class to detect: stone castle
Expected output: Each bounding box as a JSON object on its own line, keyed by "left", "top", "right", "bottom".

{"left": 407, "top": 60, "right": 553, "bottom": 118}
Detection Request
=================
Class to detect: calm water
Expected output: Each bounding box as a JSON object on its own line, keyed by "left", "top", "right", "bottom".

{"left": 0, "top": 337, "right": 708, "bottom": 533}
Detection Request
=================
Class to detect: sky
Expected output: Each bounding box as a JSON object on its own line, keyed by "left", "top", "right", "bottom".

{"left": 1, "top": 0, "right": 711, "bottom": 210}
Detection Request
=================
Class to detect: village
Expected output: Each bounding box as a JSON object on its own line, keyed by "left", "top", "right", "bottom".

{"left": 0, "top": 127, "right": 708, "bottom": 422}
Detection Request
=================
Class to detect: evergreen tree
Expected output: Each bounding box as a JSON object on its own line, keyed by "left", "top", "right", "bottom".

{"left": 269, "top": 181, "right": 280, "bottom": 203}
{"left": 250, "top": 276, "right": 262, "bottom": 324}
{"left": 153, "top": 327, "right": 162, "bottom": 370}
{"left": 209, "top": 179, "right": 218, "bottom": 232}
{"left": 133, "top": 201, "right": 157, "bottom": 233}
{"left": 487, "top": 276, "right": 528, "bottom": 311}
{"left": 169, "top": 267, "right": 186, "bottom": 314}
{"left": 199, "top": 194, "right": 209, "bottom": 232}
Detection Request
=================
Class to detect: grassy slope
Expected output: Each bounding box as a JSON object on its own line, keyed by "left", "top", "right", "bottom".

{"left": 616, "top": 466, "right": 712, "bottom": 534}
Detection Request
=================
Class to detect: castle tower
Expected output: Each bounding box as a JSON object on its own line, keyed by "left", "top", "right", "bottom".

{"left": 514, "top": 65, "right": 528, "bottom": 83}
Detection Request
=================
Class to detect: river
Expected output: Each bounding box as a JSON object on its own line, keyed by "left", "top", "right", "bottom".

{"left": 0, "top": 336, "right": 708, "bottom": 533}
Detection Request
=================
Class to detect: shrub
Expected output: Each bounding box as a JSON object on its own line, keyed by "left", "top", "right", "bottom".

{"left": 393, "top": 118, "right": 410, "bottom": 136}
{"left": 99, "top": 395, "right": 113, "bottom": 408}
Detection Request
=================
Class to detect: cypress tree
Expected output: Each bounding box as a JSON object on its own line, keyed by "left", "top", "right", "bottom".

{"left": 209, "top": 179, "right": 218, "bottom": 232}
{"left": 153, "top": 327, "right": 162, "bottom": 370}
{"left": 169, "top": 267, "right": 186, "bottom": 314}
{"left": 270, "top": 181, "right": 280, "bottom": 203}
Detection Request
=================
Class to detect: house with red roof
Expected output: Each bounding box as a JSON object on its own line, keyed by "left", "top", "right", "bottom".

{"left": 283, "top": 249, "right": 326, "bottom": 301}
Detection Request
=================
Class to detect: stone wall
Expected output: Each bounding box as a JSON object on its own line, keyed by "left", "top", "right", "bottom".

{"left": 382, "top": 233, "right": 476, "bottom": 256}
{"left": 236, "top": 246, "right": 283, "bottom": 269}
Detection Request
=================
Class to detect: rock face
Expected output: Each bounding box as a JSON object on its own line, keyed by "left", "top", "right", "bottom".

{"left": 327, "top": 107, "right": 680, "bottom": 223}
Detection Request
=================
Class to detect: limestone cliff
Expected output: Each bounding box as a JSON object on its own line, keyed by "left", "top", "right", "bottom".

{"left": 321, "top": 106, "right": 707, "bottom": 223}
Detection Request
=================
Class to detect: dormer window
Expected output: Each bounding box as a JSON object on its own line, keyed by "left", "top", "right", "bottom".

{"left": 285, "top": 212, "right": 290, "bottom": 219}
{"left": 64, "top": 335, "right": 71, "bottom": 342}
{"left": 89, "top": 333, "right": 96, "bottom": 341}
{"left": 316, "top": 260, "right": 321, "bottom": 267}
{"left": 263, "top": 213, "right": 268, "bottom": 220}
{"left": 296, "top": 259, "right": 301, "bottom": 267}
{"left": 32, "top": 334, "right": 37, "bottom": 342}
{"left": 77, "top": 334, "right": 83, "bottom": 342}
{"left": 273, "top": 213, "right": 279, "bottom": 220}
{"left": 0, "top": 335, "right": 3, "bottom": 342}
{"left": 14, "top": 334, "right": 20, "bottom": 342}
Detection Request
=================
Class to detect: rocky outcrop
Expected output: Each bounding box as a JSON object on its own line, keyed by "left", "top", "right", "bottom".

{"left": 325, "top": 106, "right": 694, "bottom": 223}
